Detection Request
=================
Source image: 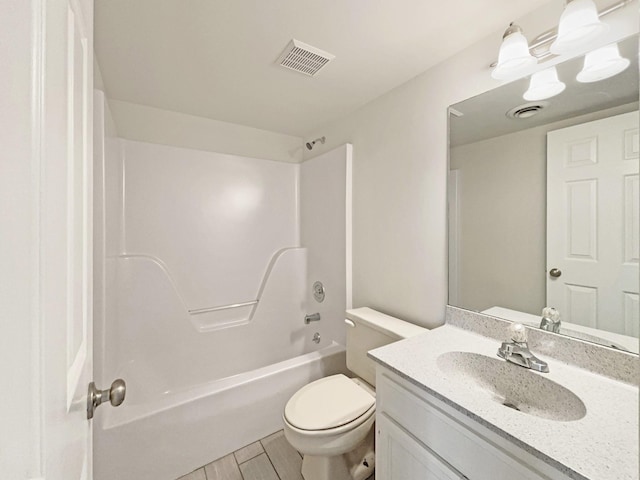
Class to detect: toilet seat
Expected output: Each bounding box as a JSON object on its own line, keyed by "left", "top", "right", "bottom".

{"left": 284, "top": 374, "right": 375, "bottom": 432}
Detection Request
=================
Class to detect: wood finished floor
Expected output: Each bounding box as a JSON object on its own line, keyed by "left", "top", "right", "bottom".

{"left": 176, "top": 430, "right": 375, "bottom": 480}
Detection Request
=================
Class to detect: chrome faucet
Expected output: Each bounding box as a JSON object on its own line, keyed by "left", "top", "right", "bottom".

{"left": 497, "top": 323, "right": 549, "bottom": 373}
{"left": 305, "top": 312, "right": 321, "bottom": 324}
{"left": 539, "top": 307, "right": 561, "bottom": 333}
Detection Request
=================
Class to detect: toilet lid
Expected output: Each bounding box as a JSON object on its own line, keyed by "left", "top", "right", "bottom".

{"left": 284, "top": 374, "right": 375, "bottom": 431}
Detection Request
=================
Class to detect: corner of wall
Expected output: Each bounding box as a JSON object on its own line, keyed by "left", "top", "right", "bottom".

{"left": 107, "top": 100, "right": 304, "bottom": 164}
{"left": 94, "top": 55, "right": 119, "bottom": 137}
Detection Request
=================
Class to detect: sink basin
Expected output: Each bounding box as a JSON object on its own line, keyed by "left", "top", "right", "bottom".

{"left": 437, "top": 352, "right": 586, "bottom": 422}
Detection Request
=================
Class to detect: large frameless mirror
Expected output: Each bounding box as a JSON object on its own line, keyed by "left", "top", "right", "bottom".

{"left": 448, "top": 34, "right": 639, "bottom": 353}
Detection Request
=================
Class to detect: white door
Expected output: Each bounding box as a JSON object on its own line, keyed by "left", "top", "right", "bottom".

{"left": 1, "top": 0, "right": 94, "bottom": 478}
{"left": 547, "top": 111, "right": 639, "bottom": 336}
{"left": 376, "top": 414, "right": 467, "bottom": 480}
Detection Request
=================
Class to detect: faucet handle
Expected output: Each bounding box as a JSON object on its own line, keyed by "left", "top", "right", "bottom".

{"left": 510, "top": 323, "right": 528, "bottom": 343}
{"left": 542, "top": 307, "right": 560, "bottom": 322}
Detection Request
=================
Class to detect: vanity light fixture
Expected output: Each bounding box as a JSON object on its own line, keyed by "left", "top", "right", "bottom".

{"left": 549, "top": 0, "right": 609, "bottom": 55}
{"left": 576, "top": 42, "right": 630, "bottom": 82}
{"left": 490, "top": 1, "right": 630, "bottom": 75}
{"left": 491, "top": 23, "right": 537, "bottom": 80}
{"left": 523, "top": 66, "right": 566, "bottom": 101}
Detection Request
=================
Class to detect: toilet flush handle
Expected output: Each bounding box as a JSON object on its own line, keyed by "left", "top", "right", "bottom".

{"left": 344, "top": 319, "right": 356, "bottom": 328}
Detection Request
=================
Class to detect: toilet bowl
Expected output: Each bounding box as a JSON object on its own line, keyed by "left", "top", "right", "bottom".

{"left": 283, "top": 375, "right": 376, "bottom": 480}
{"left": 283, "top": 307, "right": 427, "bottom": 480}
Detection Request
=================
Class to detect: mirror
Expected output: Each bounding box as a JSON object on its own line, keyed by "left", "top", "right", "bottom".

{"left": 448, "top": 35, "right": 639, "bottom": 354}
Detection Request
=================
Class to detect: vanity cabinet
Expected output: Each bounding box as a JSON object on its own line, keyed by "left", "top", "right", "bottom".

{"left": 377, "top": 412, "right": 467, "bottom": 479}
{"left": 375, "top": 367, "right": 570, "bottom": 480}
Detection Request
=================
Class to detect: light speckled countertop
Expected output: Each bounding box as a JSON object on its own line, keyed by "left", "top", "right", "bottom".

{"left": 369, "top": 324, "right": 639, "bottom": 480}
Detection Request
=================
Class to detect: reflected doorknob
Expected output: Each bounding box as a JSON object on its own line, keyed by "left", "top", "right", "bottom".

{"left": 549, "top": 268, "right": 562, "bottom": 278}
{"left": 87, "top": 378, "right": 126, "bottom": 419}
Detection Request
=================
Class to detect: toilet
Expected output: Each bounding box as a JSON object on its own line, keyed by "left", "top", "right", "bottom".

{"left": 283, "top": 307, "right": 427, "bottom": 480}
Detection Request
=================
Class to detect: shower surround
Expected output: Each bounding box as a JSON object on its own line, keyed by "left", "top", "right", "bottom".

{"left": 93, "top": 93, "right": 352, "bottom": 480}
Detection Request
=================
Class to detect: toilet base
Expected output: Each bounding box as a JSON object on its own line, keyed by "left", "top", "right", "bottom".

{"left": 301, "top": 429, "right": 375, "bottom": 480}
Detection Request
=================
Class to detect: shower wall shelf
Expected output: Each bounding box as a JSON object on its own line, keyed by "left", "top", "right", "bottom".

{"left": 116, "top": 247, "right": 305, "bottom": 333}
{"left": 188, "top": 301, "right": 259, "bottom": 316}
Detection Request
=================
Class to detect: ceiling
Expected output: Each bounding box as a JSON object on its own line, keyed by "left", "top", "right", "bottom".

{"left": 94, "top": 0, "right": 551, "bottom": 137}
{"left": 450, "top": 35, "right": 639, "bottom": 146}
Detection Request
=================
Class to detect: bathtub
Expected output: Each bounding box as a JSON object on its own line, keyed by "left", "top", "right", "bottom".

{"left": 93, "top": 250, "right": 348, "bottom": 479}
{"left": 94, "top": 343, "right": 348, "bottom": 480}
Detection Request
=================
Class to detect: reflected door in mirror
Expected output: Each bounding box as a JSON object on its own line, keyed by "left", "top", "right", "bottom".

{"left": 547, "top": 112, "right": 639, "bottom": 337}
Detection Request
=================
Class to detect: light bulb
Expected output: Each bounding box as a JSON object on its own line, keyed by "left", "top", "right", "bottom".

{"left": 550, "top": 0, "right": 608, "bottom": 55}
{"left": 523, "top": 67, "right": 566, "bottom": 101}
{"left": 576, "top": 43, "right": 630, "bottom": 83}
{"left": 492, "top": 23, "right": 537, "bottom": 80}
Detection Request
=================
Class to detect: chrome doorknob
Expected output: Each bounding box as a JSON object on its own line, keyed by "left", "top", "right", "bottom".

{"left": 87, "top": 378, "right": 126, "bottom": 419}
{"left": 549, "top": 268, "right": 562, "bottom": 278}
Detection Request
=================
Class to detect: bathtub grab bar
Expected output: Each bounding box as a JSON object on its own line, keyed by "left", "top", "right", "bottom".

{"left": 188, "top": 300, "right": 258, "bottom": 316}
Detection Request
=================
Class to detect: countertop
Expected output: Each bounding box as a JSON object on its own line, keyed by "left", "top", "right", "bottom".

{"left": 369, "top": 324, "right": 639, "bottom": 480}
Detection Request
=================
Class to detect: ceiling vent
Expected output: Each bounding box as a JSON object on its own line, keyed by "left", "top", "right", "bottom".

{"left": 506, "top": 101, "right": 549, "bottom": 119}
{"left": 277, "top": 39, "right": 335, "bottom": 77}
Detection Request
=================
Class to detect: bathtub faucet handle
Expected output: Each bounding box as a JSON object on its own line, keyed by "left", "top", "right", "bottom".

{"left": 305, "top": 312, "right": 321, "bottom": 324}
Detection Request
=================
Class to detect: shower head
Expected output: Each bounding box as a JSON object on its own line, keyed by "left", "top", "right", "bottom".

{"left": 305, "top": 136, "right": 326, "bottom": 150}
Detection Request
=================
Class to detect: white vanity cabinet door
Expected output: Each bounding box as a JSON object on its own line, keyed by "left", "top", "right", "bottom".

{"left": 377, "top": 413, "right": 467, "bottom": 480}
{"left": 376, "top": 368, "right": 564, "bottom": 480}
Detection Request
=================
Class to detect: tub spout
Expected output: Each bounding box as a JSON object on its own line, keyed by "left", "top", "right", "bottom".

{"left": 305, "top": 313, "right": 321, "bottom": 324}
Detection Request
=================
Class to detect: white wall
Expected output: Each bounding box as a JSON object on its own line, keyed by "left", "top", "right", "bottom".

{"left": 301, "top": 144, "right": 353, "bottom": 347}
{"left": 451, "top": 123, "right": 547, "bottom": 315}
{"left": 450, "top": 103, "right": 638, "bottom": 315}
{"left": 109, "top": 99, "right": 304, "bottom": 163}
{"left": 94, "top": 57, "right": 118, "bottom": 136}
{"left": 300, "top": 0, "right": 638, "bottom": 328}
{"left": 0, "top": 1, "right": 39, "bottom": 476}
{"left": 122, "top": 140, "right": 299, "bottom": 312}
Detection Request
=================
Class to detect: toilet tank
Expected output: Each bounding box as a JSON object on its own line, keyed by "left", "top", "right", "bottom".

{"left": 345, "top": 307, "right": 427, "bottom": 387}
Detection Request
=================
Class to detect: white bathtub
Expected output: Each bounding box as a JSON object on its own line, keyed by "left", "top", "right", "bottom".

{"left": 94, "top": 343, "right": 348, "bottom": 480}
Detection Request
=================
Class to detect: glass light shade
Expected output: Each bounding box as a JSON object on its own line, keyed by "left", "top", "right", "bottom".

{"left": 576, "top": 43, "right": 630, "bottom": 83}
{"left": 550, "top": 0, "right": 609, "bottom": 55}
{"left": 523, "top": 67, "right": 566, "bottom": 101}
{"left": 492, "top": 31, "right": 537, "bottom": 80}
